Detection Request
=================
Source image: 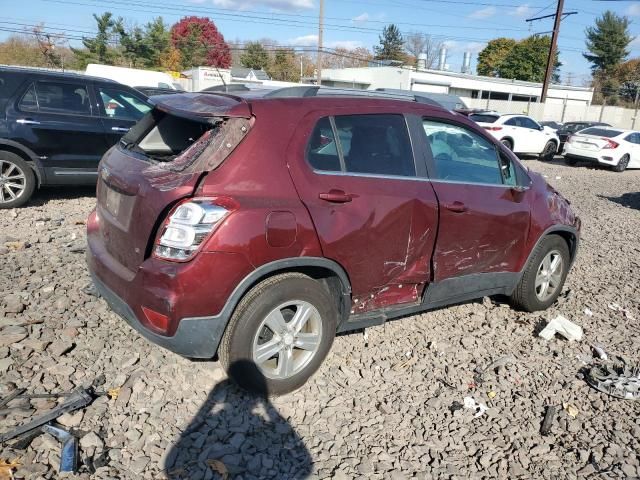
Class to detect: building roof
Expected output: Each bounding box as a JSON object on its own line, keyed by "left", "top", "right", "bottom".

{"left": 231, "top": 67, "right": 270, "bottom": 81}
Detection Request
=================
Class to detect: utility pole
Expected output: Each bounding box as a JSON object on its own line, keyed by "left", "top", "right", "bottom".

{"left": 526, "top": 0, "right": 576, "bottom": 102}
{"left": 317, "top": 0, "right": 324, "bottom": 86}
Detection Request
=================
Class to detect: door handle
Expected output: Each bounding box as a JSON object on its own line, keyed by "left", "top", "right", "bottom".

{"left": 16, "top": 118, "right": 40, "bottom": 125}
{"left": 443, "top": 201, "right": 467, "bottom": 213}
{"left": 319, "top": 190, "right": 353, "bottom": 203}
{"left": 111, "top": 126, "right": 130, "bottom": 133}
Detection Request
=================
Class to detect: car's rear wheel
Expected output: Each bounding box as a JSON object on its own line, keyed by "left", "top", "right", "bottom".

{"left": 564, "top": 156, "right": 578, "bottom": 166}
{"left": 500, "top": 138, "right": 513, "bottom": 151}
{"left": 219, "top": 273, "right": 337, "bottom": 395}
{"left": 510, "top": 235, "right": 570, "bottom": 312}
{"left": 613, "top": 154, "right": 630, "bottom": 173}
{"left": 539, "top": 141, "right": 557, "bottom": 161}
{"left": 0, "top": 152, "right": 36, "bottom": 209}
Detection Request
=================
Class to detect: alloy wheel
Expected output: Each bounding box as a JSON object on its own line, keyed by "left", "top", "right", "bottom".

{"left": 0, "top": 160, "right": 27, "bottom": 204}
{"left": 535, "top": 250, "right": 564, "bottom": 301}
{"left": 252, "top": 300, "right": 323, "bottom": 379}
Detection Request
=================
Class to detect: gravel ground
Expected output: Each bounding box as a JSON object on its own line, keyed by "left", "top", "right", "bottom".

{"left": 1, "top": 158, "right": 640, "bottom": 480}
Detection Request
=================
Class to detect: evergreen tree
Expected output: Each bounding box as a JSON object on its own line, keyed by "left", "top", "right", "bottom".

{"left": 374, "top": 24, "right": 405, "bottom": 61}
{"left": 240, "top": 42, "right": 270, "bottom": 70}
{"left": 584, "top": 11, "right": 633, "bottom": 74}
{"left": 73, "top": 12, "right": 118, "bottom": 66}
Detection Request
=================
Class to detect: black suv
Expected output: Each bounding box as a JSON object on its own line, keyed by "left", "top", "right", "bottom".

{"left": 0, "top": 67, "right": 152, "bottom": 208}
{"left": 557, "top": 121, "right": 611, "bottom": 151}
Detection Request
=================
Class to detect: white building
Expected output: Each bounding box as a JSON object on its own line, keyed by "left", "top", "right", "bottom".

{"left": 317, "top": 66, "right": 593, "bottom": 106}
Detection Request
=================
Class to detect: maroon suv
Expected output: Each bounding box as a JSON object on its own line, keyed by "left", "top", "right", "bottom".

{"left": 87, "top": 88, "right": 580, "bottom": 394}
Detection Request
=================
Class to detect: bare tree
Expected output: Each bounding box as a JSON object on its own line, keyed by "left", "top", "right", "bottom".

{"left": 33, "top": 25, "right": 64, "bottom": 68}
{"left": 405, "top": 33, "right": 443, "bottom": 69}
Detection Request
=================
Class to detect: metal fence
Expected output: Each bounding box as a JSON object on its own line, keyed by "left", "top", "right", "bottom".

{"left": 462, "top": 97, "right": 640, "bottom": 130}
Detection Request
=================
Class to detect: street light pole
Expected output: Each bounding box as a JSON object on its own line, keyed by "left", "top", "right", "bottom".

{"left": 317, "top": 0, "right": 324, "bottom": 86}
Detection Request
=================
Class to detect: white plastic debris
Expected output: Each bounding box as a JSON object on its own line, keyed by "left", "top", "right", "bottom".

{"left": 592, "top": 344, "right": 608, "bottom": 360}
{"left": 539, "top": 315, "right": 583, "bottom": 342}
{"left": 555, "top": 176, "right": 562, "bottom": 180}
{"left": 608, "top": 303, "right": 636, "bottom": 321}
{"left": 463, "top": 396, "right": 488, "bottom": 418}
{"left": 584, "top": 308, "right": 593, "bottom": 316}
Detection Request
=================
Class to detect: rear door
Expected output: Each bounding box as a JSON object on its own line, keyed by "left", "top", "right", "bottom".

{"left": 421, "top": 118, "right": 531, "bottom": 300}
{"left": 94, "top": 84, "right": 152, "bottom": 148}
{"left": 288, "top": 110, "right": 439, "bottom": 312}
{"left": 6, "top": 78, "right": 106, "bottom": 182}
{"left": 520, "top": 116, "right": 549, "bottom": 153}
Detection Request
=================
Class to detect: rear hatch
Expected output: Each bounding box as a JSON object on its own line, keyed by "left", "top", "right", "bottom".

{"left": 95, "top": 93, "right": 252, "bottom": 274}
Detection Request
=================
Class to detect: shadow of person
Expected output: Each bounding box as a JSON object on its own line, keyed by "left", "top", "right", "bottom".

{"left": 163, "top": 360, "right": 313, "bottom": 480}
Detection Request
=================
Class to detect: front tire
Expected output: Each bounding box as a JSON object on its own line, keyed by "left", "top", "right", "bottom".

{"left": 613, "top": 154, "right": 630, "bottom": 172}
{"left": 500, "top": 138, "right": 513, "bottom": 151}
{"left": 539, "top": 141, "right": 557, "bottom": 161}
{"left": 510, "top": 235, "right": 570, "bottom": 312}
{"left": 0, "top": 152, "right": 36, "bottom": 209}
{"left": 219, "top": 273, "right": 338, "bottom": 395}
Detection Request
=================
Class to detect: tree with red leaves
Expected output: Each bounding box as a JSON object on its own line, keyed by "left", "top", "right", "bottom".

{"left": 170, "top": 16, "right": 231, "bottom": 69}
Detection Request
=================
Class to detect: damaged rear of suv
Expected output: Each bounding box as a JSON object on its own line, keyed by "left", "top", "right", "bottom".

{"left": 88, "top": 89, "right": 580, "bottom": 395}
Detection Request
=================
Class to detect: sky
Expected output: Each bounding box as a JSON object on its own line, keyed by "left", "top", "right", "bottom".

{"left": 2, "top": 0, "right": 640, "bottom": 84}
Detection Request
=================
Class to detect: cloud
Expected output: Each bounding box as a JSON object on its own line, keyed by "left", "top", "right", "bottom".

{"left": 467, "top": 6, "right": 496, "bottom": 19}
{"left": 443, "top": 40, "right": 486, "bottom": 53}
{"left": 510, "top": 4, "right": 532, "bottom": 17}
{"left": 327, "top": 40, "right": 364, "bottom": 50}
{"left": 352, "top": 12, "right": 369, "bottom": 24}
{"left": 627, "top": 4, "right": 640, "bottom": 16}
{"left": 289, "top": 34, "right": 318, "bottom": 46}
{"left": 212, "top": 0, "right": 314, "bottom": 10}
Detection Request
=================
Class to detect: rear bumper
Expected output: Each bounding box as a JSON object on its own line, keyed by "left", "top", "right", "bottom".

{"left": 563, "top": 151, "right": 621, "bottom": 167}
{"left": 91, "top": 272, "right": 225, "bottom": 358}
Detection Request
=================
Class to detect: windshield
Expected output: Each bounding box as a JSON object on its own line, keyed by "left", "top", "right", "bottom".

{"left": 579, "top": 127, "right": 622, "bottom": 138}
{"left": 469, "top": 114, "right": 499, "bottom": 124}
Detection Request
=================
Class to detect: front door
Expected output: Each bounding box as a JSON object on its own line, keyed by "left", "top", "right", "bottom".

{"left": 288, "top": 111, "right": 439, "bottom": 312}
{"left": 421, "top": 118, "right": 531, "bottom": 297}
{"left": 6, "top": 79, "right": 106, "bottom": 182}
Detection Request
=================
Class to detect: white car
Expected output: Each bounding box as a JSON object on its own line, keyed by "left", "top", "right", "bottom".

{"left": 563, "top": 126, "right": 640, "bottom": 172}
{"left": 469, "top": 113, "right": 560, "bottom": 160}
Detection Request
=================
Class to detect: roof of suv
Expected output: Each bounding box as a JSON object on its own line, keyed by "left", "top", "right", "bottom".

{"left": 0, "top": 65, "right": 120, "bottom": 85}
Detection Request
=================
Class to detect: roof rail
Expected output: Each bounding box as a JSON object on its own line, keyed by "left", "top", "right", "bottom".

{"left": 262, "top": 85, "right": 443, "bottom": 107}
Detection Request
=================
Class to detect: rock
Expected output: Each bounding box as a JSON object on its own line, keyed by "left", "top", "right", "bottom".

{"left": 357, "top": 459, "right": 374, "bottom": 475}
{"left": 80, "top": 432, "right": 104, "bottom": 450}
{"left": 129, "top": 456, "right": 150, "bottom": 474}
{"left": 57, "top": 410, "right": 84, "bottom": 428}
{"left": 0, "top": 326, "right": 28, "bottom": 347}
{"left": 48, "top": 341, "right": 75, "bottom": 357}
{"left": 3, "top": 294, "right": 25, "bottom": 313}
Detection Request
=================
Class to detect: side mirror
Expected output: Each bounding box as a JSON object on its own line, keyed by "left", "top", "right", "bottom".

{"left": 539, "top": 125, "right": 545, "bottom": 131}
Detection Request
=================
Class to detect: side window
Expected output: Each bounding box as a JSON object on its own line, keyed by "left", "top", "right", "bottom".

{"left": 521, "top": 117, "right": 540, "bottom": 130}
{"left": 306, "top": 117, "right": 342, "bottom": 172}
{"left": 98, "top": 87, "right": 151, "bottom": 121}
{"left": 18, "top": 84, "right": 38, "bottom": 112}
{"left": 504, "top": 118, "right": 518, "bottom": 127}
{"left": 423, "top": 120, "right": 503, "bottom": 185}
{"left": 625, "top": 133, "right": 639, "bottom": 144}
{"left": 35, "top": 82, "right": 90, "bottom": 114}
{"left": 499, "top": 152, "right": 518, "bottom": 186}
{"left": 334, "top": 114, "right": 415, "bottom": 177}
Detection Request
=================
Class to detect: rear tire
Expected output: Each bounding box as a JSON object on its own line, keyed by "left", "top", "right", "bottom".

{"left": 0, "top": 152, "right": 36, "bottom": 209}
{"left": 539, "top": 141, "right": 557, "bottom": 161}
{"left": 612, "top": 154, "right": 630, "bottom": 172}
{"left": 219, "top": 273, "right": 338, "bottom": 396}
{"left": 510, "top": 235, "right": 570, "bottom": 312}
{"left": 500, "top": 139, "right": 513, "bottom": 151}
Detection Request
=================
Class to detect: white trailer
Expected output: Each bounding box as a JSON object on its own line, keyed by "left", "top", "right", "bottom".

{"left": 85, "top": 64, "right": 181, "bottom": 90}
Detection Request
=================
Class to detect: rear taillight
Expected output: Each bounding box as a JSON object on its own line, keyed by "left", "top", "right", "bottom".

{"left": 484, "top": 126, "right": 503, "bottom": 131}
{"left": 154, "top": 198, "right": 230, "bottom": 261}
{"left": 602, "top": 138, "right": 619, "bottom": 149}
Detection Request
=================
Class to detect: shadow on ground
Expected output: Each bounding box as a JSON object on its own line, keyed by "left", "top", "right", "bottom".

{"left": 163, "top": 361, "right": 312, "bottom": 480}
{"left": 28, "top": 185, "right": 96, "bottom": 207}
{"left": 598, "top": 192, "right": 640, "bottom": 211}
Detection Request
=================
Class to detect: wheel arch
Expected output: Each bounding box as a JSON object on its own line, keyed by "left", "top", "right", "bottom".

{"left": 524, "top": 226, "right": 579, "bottom": 274}
{"left": 0, "top": 140, "right": 43, "bottom": 185}
{"left": 500, "top": 136, "right": 514, "bottom": 149}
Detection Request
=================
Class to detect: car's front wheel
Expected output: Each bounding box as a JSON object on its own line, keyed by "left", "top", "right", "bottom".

{"left": 510, "top": 235, "right": 570, "bottom": 312}
{"left": 539, "top": 141, "right": 557, "bottom": 161}
{"left": 612, "top": 154, "right": 630, "bottom": 172}
{"left": 500, "top": 138, "right": 513, "bottom": 151}
{"left": 219, "top": 273, "right": 337, "bottom": 395}
{"left": 0, "top": 152, "right": 36, "bottom": 209}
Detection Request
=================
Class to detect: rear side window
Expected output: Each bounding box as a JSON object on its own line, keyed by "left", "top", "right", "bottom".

{"left": 18, "top": 84, "right": 38, "bottom": 112}
{"left": 98, "top": 87, "right": 151, "bottom": 121}
{"left": 306, "top": 114, "right": 416, "bottom": 177}
{"left": 423, "top": 120, "right": 504, "bottom": 185}
{"left": 580, "top": 127, "right": 622, "bottom": 137}
{"left": 469, "top": 114, "right": 499, "bottom": 123}
{"left": 33, "top": 82, "right": 91, "bottom": 114}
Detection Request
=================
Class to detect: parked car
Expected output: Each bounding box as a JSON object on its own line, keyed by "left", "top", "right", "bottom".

{"left": 87, "top": 88, "right": 580, "bottom": 394}
{"left": 0, "top": 66, "right": 152, "bottom": 208}
{"left": 455, "top": 108, "right": 499, "bottom": 117}
{"left": 563, "top": 126, "right": 640, "bottom": 172}
{"left": 557, "top": 121, "right": 610, "bottom": 151}
{"left": 86, "top": 64, "right": 182, "bottom": 91}
{"left": 469, "top": 113, "right": 560, "bottom": 160}
{"left": 540, "top": 121, "right": 563, "bottom": 131}
{"left": 134, "top": 86, "right": 186, "bottom": 97}
{"left": 376, "top": 88, "right": 468, "bottom": 111}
